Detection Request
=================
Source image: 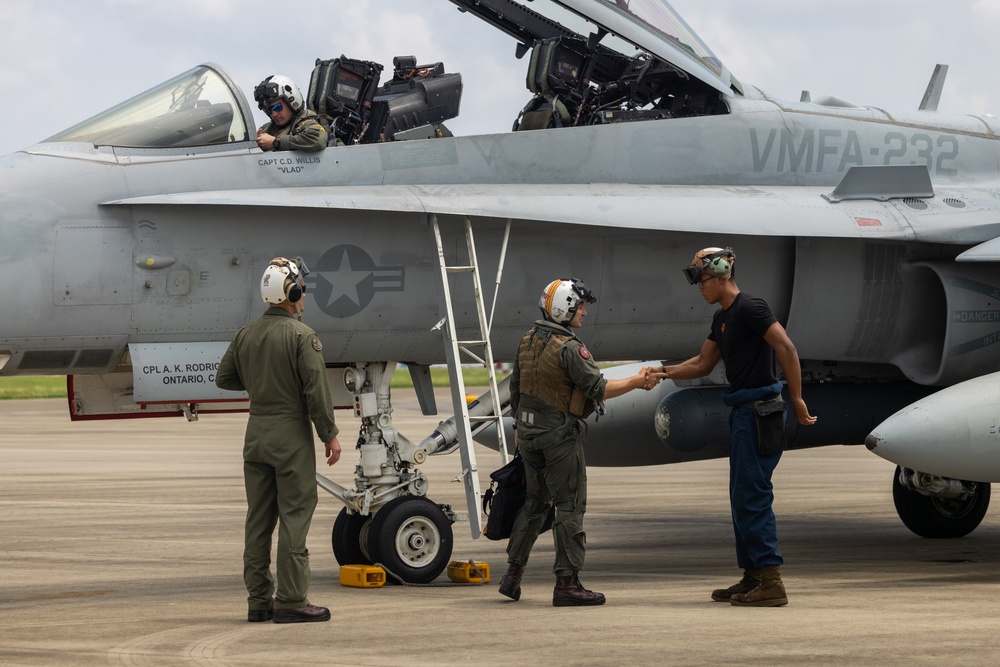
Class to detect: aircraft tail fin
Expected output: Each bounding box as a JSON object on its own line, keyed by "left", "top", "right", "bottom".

{"left": 919, "top": 63, "right": 949, "bottom": 112}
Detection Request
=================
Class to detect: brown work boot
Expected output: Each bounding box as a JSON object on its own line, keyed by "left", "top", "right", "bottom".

{"left": 730, "top": 565, "right": 788, "bottom": 607}
{"left": 498, "top": 563, "right": 524, "bottom": 601}
{"left": 553, "top": 574, "right": 606, "bottom": 606}
{"left": 273, "top": 604, "right": 331, "bottom": 623}
{"left": 711, "top": 568, "right": 761, "bottom": 602}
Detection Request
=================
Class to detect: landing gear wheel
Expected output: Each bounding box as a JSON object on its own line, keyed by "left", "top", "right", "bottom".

{"left": 332, "top": 507, "right": 373, "bottom": 565}
{"left": 892, "top": 466, "right": 991, "bottom": 538}
{"left": 366, "top": 496, "right": 453, "bottom": 584}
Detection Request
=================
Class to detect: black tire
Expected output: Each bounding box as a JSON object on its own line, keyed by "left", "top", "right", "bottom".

{"left": 332, "top": 507, "right": 372, "bottom": 565}
{"left": 366, "top": 496, "right": 453, "bottom": 584}
{"left": 892, "top": 466, "right": 991, "bottom": 538}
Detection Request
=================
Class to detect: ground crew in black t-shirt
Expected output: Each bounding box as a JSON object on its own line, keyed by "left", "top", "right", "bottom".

{"left": 654, "top": 247, "right": 816, "bottom": 607}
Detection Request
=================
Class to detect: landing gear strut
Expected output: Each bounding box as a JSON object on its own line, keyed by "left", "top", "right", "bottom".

{"left": 319, "top": 361, "right": 458, "bottom": 583}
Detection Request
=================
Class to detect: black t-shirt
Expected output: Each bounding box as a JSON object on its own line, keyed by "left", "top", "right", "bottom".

{"left": 708, "top": 292, "right": 779, "bottom": 390}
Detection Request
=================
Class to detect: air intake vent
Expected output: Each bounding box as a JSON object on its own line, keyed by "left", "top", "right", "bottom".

{"left": 903, "top": 198, "right": 929, "bottom": 210}
{"left": 20, "top": 350, "right": 75, "bottom": 370}
{"left": 943, "top": 198, "right": 966, "bottom": 208}
{"left": 75, "top": 349, "right": 115, "bottom": 369}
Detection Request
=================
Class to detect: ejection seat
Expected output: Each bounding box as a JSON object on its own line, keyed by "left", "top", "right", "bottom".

{"left": 513, "top": 37, "right": 587, "bottom": 131}
{"left": 307, "top": 55, "right": 463, "bottom": 145}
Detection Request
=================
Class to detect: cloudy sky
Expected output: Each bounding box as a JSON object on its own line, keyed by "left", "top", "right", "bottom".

{"left": 3, "top": 0, "right": 998, "bottom": 157}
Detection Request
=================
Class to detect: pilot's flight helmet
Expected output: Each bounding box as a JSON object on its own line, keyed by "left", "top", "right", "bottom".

{"left": 539, "top": 278, "right": 597, "bottom": 325}
{"left": 261, "top": 256, "right": 309, "bottom": 304}
{"left": 254, "top": 75, "right": 303, "bottom": 113}
{"left": 683, "top": 247, "right": 736, "bottom": 284}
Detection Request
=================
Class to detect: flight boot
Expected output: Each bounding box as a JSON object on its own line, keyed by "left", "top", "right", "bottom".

{"left": 730, "top": 565, "right": 788, "bottom": 607}
{"left": 553, "top": 573, "right": 606, "bottom": 606}
{"left": 711, "top": 568, "right": 761, "bottom": 602}
{"left": 498, "top": 563, "right": 524, "bottom": 601}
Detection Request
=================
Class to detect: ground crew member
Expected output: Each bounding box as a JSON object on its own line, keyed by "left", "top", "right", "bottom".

{"left": 655, "top": 247, "right": 817, "bottom": 606}
{"left": 216, "top": 256, "right": 342, "bottom": 623}
{"left": 253, "top": 75, "right": 328, "bottom": 151}
{"left": 498, "top": 278, "right": 658, "bottom": 606}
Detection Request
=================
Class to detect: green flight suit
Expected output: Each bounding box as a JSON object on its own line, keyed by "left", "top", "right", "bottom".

{"left": 506, "top": 319, "right": 607, "bottom": 576}
{"left": 216, "top": 308, "right": 338, "bottom": 611}
{"left": 259, "top": 107, "right": 329, "bottom": 151}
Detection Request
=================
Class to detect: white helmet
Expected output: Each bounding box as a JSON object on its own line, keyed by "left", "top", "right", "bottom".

{"left": 254, "top": 74, "right": 304, "bottom": 113}
{"left": 260, "top": 257, "right": 308, "bottom": 304}
{"left": 539, "top": 278, "right": 596, "bottom": 325}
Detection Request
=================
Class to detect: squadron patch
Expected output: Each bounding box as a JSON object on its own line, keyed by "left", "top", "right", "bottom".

{"left": 312, "top": 336, "right": 323, "bottom": 351}
{"left": 579, "top": 345, "right": 591, "bottom": 360}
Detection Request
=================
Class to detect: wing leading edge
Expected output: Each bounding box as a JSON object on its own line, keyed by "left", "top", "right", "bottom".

{"left": 104, "top": 183, "right": 1000, "bottom": 244}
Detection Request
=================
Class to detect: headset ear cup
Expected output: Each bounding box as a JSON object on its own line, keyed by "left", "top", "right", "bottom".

{"left": 287, "top": 283, "right": 302, "bottom": 303}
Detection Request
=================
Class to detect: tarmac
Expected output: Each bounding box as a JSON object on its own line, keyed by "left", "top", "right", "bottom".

{"left": 3, "top": 390, "right": 1000, "bottom": 666}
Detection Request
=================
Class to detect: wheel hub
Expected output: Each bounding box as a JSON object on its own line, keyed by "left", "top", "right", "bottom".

{"left": 395, "top": 517, "right": 440, "bottom": 568}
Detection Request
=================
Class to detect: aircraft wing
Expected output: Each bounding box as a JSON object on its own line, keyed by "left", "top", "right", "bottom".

{"left": 105, "top": 183, "right": 1000, "bottom": 244}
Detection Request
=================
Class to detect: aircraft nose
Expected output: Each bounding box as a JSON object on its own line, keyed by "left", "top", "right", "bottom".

{"left": 864, "top": 432, "right": 881, "bottom": 452}
{"left": 866, "top": 372, "right": 1000, "bottom": 482}
{"left": 865, "top": 403, "right": 938, "bottom": 463}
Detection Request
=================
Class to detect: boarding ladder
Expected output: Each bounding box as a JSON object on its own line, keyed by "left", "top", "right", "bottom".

{"left": 430, "top": 213, "right": 512, "bottom": 539}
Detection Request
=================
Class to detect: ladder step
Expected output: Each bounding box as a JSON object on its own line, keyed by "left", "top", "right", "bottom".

{"left": 446, "top": 266, "right": 475, "bottom": 273}
{"left": 469, "top": 415, "right": 500, "bottom": 422}
{"left": 457, "top": 340, "right": 488, "bottom": 346}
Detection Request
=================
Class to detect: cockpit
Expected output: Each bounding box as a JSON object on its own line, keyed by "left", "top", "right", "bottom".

{"left": 42, "top": 0, "right": 735, "bottom": 150}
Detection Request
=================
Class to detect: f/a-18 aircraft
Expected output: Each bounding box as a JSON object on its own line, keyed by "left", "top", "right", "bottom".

{"left": 2, "top": 0, "right": 999, "bottom": 582}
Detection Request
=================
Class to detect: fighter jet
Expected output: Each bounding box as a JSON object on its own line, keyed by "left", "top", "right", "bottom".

{"left": 2, "top": 0, "right": 998, "bottom": 581}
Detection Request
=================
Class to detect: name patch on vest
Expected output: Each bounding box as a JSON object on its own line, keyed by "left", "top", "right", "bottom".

{"left": 579, "top": 345, "right": 591, "bottom": 359}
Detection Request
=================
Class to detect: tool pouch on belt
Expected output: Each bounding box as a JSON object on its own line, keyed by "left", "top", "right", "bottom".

{"left": 752, "top": 397, "right": 786, "bottom": 456}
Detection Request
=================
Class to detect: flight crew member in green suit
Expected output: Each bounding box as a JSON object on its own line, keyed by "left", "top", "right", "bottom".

{"left": 253, "top": 75, "right": 328, "bottom": 152}
{"left": 216, "top": 256, "right": 342, "bottom": 623}
{"left": 498, "top": 278, "right": 659, "bottom": 606}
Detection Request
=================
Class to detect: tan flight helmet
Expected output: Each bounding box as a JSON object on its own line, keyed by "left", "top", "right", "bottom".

{"left": 683, "top": 247, "right": 735, "bottom": 284}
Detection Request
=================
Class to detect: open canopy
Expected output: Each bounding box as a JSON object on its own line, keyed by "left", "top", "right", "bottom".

{"left": 449, "top": 0, "right": 736, "bottom": 95}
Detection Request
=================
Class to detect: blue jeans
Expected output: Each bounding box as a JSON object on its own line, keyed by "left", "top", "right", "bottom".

{"left": 722, "top": 383, "right": 784, "bottom": 569}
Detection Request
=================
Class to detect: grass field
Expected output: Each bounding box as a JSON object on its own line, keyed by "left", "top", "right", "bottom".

{"left": 0, "top": 366, "right": 504, "bottom": 400}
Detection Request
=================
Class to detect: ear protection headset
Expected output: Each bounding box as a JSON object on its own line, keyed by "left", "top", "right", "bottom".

{"left": 286, "top": 272, "right": 304, "bottom": 303}
{"left": 284, "top": 256, "right": 310, "bottom": 303}
{"left": 705, "top": 251, "right": 733, "bottom": 277}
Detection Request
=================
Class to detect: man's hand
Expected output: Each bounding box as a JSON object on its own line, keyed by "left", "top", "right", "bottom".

{"left": 256, "top": 131, "right": 276, "bottom": 151}
{"left": 325, "top": 437, "right": 342, "bottom": 465}
{"left": 640, "top": 366, "right": 662, "bottom": 390}
{"left": 791, "top": 397, "right": 817, "bottom": 426}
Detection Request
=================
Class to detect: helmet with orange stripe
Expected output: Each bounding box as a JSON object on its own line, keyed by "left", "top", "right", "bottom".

{"left": 538, "top": 278, "right": 596, "bottom": 325}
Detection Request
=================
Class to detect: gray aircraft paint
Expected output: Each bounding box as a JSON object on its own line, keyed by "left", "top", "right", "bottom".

{"left": 2, "top": 0, "right": 1000, "bottom": 540}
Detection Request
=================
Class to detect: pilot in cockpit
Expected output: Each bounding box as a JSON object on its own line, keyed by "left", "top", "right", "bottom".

{"left": 253, "top": 75, "right": 328, "bottom": 152}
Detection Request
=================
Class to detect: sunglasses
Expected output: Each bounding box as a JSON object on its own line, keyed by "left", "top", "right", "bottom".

{"left": 267, "top": 102, "right": 284, "bottom": 114}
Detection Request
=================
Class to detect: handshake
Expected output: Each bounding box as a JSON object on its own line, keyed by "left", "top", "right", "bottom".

{"left": 638, "top": 365, "right": 669, "bottom": 391}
